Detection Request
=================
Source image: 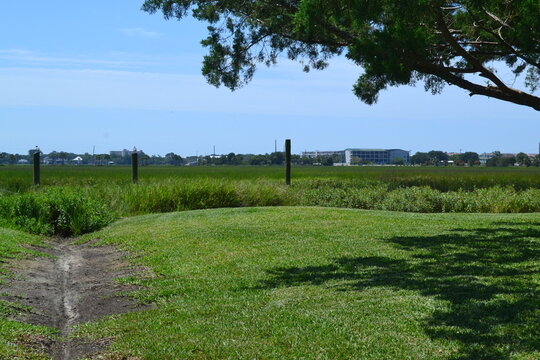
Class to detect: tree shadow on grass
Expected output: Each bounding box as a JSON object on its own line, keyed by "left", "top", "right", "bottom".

{"left": 258, "top": 222, "right": 540, "bottom": 359}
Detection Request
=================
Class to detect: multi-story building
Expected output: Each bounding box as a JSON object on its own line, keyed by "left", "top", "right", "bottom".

{"left": 109, "top": 149, "right": 132, "bottom": 158}
{"left": 303, "top": 148, "right": 410, "bottom": 165}
{"left": 344, "top": 148, "right": 410, "bottom": 165}
{"left": 109, "top": 149, "right": 145, "bottom": 158}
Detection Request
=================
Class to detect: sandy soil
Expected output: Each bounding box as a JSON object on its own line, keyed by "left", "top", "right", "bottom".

{"left": 1, "top": 238, "right": 152, "bottom": 359}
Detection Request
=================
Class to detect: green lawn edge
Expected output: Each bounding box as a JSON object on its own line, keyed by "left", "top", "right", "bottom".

{"left": 71, "top": 207, "right": 540, "bottom": 359}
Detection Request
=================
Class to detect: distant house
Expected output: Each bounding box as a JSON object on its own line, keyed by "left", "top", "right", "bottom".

{"left": 17, "top": 159, "right": 29, "bottom": 165}
{"left": 72, "top": 156, "right": 83, "bottom": 165}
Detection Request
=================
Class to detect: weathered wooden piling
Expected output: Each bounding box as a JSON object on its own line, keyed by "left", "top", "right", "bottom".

{"left": 33, "top": 151, "right": 40, "bottom": 186}
{"left": 131, "top": 151, "right": 138, "bottom": 184}
{"left": 285, "top": 139, "right": 291, "bottom": 185}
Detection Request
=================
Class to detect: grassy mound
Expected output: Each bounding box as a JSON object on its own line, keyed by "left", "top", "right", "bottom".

{"left": 73, "top": 207, "right": 540, "bottom": 359}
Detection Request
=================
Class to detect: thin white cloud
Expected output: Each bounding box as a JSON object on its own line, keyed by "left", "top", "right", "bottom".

{"left": 0, "top": 49, "right": 35, "bottom": 56}
{"left": 0, "top": 67, "right": 371, "bottom": 117}
{"left": 0, "top": 53, "right": 534, "bottom": 120}
{"left": 118, "top": 27, "right": 160, "bottom": 38}
{"left": 0, "top": 48, "right": 200, "bottom": 71}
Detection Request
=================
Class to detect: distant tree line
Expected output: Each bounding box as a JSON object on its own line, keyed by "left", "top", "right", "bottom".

{"left": 411, "top": 151, "right": 540, "bottom": 167}
{"left": 2, "top": 150, "right": 538, "bottom": 167}
{"left": 0, "top": 150, "right": 342, "bottom": 167}
{"left": 197, "top": 152, "right": 341, "bottom": 166}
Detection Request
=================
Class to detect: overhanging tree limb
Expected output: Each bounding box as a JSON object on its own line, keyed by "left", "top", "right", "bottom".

{"left": 142, "top": 0, "right": 540, "bottom": 112}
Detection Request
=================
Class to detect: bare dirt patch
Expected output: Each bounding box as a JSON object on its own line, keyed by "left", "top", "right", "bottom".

{"left": 1, "top": 238, "right": 152, "bottom": 360}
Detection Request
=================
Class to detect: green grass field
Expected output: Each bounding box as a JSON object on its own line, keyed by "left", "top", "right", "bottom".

{"left": 2, "top": 165, "right": 540, "bottom": 191}
{"left": 1, "top": 207, "right": 538, "bottom": 359}
{"left": 78, "top": 208, "right": 540, "bottom": 359}
{"left": 0, "top": 166, "right": 539, "bottom": 358}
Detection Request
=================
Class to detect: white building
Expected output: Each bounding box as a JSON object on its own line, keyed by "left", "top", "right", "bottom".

{"left": 302, "top": 148, "right": 410, "bottom": 165}
{"left": 344, "top": 148, "right": 410, "bottom": 165}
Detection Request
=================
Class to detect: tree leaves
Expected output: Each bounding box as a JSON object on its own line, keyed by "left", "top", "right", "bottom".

{"left": 143, "top": 0, "right": 540, "bottom": 110}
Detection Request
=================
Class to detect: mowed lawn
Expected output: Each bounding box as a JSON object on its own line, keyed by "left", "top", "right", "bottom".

{"left": 58, "top": 207, "right": 540, "bottom": 360}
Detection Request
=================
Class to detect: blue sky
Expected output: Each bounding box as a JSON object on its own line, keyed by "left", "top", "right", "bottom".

{"left": 1, "top": 0, "right": 538, "bottom": 156}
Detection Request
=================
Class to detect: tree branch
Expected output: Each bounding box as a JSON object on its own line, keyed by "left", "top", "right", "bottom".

{"left": 483, "top": 8, "right": 514, "bottom": 30}
{"left": 410, "top": 56, "right": 540, "bottom": 111}
{"left": 468, "top": 9, "right": 540, "bottom": 69}
{"left": 435, "top": 8, "right": 511, "bottom": 90}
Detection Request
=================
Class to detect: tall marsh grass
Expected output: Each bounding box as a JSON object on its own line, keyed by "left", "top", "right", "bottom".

{"left": 1, "top": 166, "right": 540, "bottom": 236}
{"left": 0, "top": 188, "right": 113, "bottom": 236}
{"left": 116, "top": 179, "right": 295, "bottom": 214}
{"left": 0, "top": 179, "right": 296, "bottom": 235}
{"left": 2, "top": 165, "right": 540, "bottom": 192}
{"left": 296, "top": 179, "right": 540, "bottom": 213}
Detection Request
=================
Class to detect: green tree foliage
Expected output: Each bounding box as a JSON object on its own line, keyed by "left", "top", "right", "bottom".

{"left": 459, "top": 152, "right": 480, "bottom": 166}
{"left": 428, "top": 151, "right": 449, "bottom": 164}
{"left": 532, "top": 155, "right": 540, "bottom": 167}
{"left": 269, "top": 152, "right": 285, "bottom": 165}
{"left": 486, "top": 155, "right": 516, "bottom": 167}
{"left": 165, "top": 152, "right": 184, "bottom": 165}
{"left": 411, "top": 152, "right": 431, "bottom": 165}
{"left": 59, "top": 152, "right": 68, "bottom": 165}
{"left": 248, "top": 154, "right": 269, "bottom": 165}
{"left": 142, "top": 0, "right": 540, "bottom": 111}
{"left": 515, "top": 152, "right": 531, "bottom": 166}
{"left": 412, "top": 151, "right": 449, "bottom": 165}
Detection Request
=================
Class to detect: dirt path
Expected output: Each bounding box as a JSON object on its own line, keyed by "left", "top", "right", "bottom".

{"left": 1, "top": 238, "right": 151, "bottom": 359}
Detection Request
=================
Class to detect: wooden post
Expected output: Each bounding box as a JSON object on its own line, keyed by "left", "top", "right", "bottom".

{"left": 33, "top": 151, "right": 40, "bottom": 186}
{"left": 131, "top": 151, "right": 138, "bottom": 184}
{"left": 285, "top": 139, "right": 291, "bottom": 185}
